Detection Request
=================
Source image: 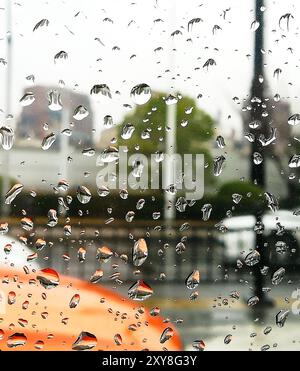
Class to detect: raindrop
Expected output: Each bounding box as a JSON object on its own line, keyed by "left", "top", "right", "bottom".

{"left": 90, "top": 269, "right": 103, "bottom": 284}
{"left": 185, "top": 270, "right": 200, "bottom": 290}
{"left": 271, "top": 267, "right": 285, "bottom": 286}
{"left": 279, "top": 13, "right": 294, "bottom": 31}
{"left": 103, "top": 115, "right": 114, "bottom": 129}
{"left": 251, "top": 20, "right": 260, "bottom": 31}
{"left": 192, "top": 340, "right": 205, "bottom": 351}
{"left": 48, "top": 90, "right": 62, "bottom": 111}
{"left": 121, "top": 123, "right": 135, "bottom": 140}
{"left": 201, "top": 204, "right": 212, "bottom": 221}
{"left": 20, "top": 92, "right": 35, "bottom": 107}
{"left": 132, "top": 239, "right": 148, "bottom": 267}
{"left": 54, "top": 50, "right": 68, "bottom": 63}
{"left": 72, "top": 331, "right": 97, "bottom": 351}
{"left": 232, "top": 194, "right": 242, "bottom": 204}
{"left": 245, "top": 250, "right": 260, "bottom": 266}
{"left": 47, "top": 209, "right": 58, "bottom": 227}
{"left": 247, "top": 296, "right": 260, "bottom": 307}
{"left": 128, "top": 280, "right": 153, "bottom": 301}
{"left": 100, "top": 146, "right": 119, "bottom": 163}
{"left": 213, "top": 156, "right": 226, "bottom": 176}
{"left": 276, "top": 310, "right": 289, "bottom": 328}
{"left": 77, "top": 186, "right": 92, "bottom": 204}
{"left": 253, "top": 152, "right": 263, "bottom": 165}
{"left": 131, "top": 84, "right": 152, "bottom": 105}
{"left": 90, "top": 84, "right": 112, "bottom": 99}
{"left": 5, "top": 183, "right": 23, "bottom": 204}
{"left": 160, "top": 327, "right": 174, "bottom": 344}
{"left": 73, "top": 105, "right": 89, "bottom": 121}
{"left": 33, "top": 19, "right": 49, "bottom": 32}
{"left": 7, "top": 333, "right": 27, "bottom": 348}
{"left": 288, "top": 114, "right": 300, "bottom": 126}
{"left": 224, "top": 334, "right": 232, "bottom": 345}
{"left": 203, "top": 58, "right": 216, "bottom": 70}
{"left": 41, "top": 132, "right": 56, "bottom": 150}
{"left": 125, "top": 211, "right": 135, "bottom": 222}
{"left": 165, "top": 94, "right": 178, "bottom": 105}
{"left": 69, "top": 294, "right": 80, "bottom": 308}
{"left": 37, "top": 268, "right": 60, "bottom": 289}
{"left": 96, "top": 246, "right": 113, "bottom": 263}
{"left": 216, "top": 135, "right": 226, "bottom": 148}
{"left": 289, "top": 155, "right": 300, "bottom": 168}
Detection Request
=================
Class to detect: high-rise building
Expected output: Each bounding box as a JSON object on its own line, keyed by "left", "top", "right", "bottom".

{"left": 16, "top": 85, "right": 94, "bottom": 149}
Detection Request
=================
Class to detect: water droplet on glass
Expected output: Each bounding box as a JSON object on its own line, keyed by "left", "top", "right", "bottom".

{"left": 114, "top": 334, "right": 122, "bottom": 346}
{"left": 245, "top": 250, "right": 260, "bottom": 266}
{"left": 185, "top": 270, "right": 200, "bottom": 290}
{"left": 128, "top": 280, "right": 153, "bottom": 301}
{"left": 20, "top": 92, "right": 35, "bottom": 107}
{"left": 54, "top": 50, "right": 68, "bottom": 64}
{"left": 160, "top": 327, "right": 174, "bottom": 344}
{"left": 275, "top": 241, "right": 287, "bottom": 255}
{"left": 251, "top": 20, "right": 260, "bottom": 31}
{"left": 165, "top": 94, "right": 178, "bottom": 106}
{"left": 96, "top": 246, "right": 113, "bottom": 263}
{"left": 121, "top": 123, "right": 135, "bottom": 140}
{"left": 72, "top": 331, "right": 97, "bottom": 351}
{"left": 253, "top": 152, "right": 263, "bottom": 165}
{"left": 69, "top": 294, "right": 80, "bottom": 308}
{"left": 48, "top": 90, "right": 62, "bottom": 111}
{"left": 41, "top": 132, "right": 56, "bottom": 150}
{"left": 90, "top": 84, "right": 112, "bottom": 99}
{"left": 77, "top": 186, "right": 91, "bottom": 204}
{"left": 289, "top": 155, "right": 300, "bottom": 168}
{"left": 0, "top": 126, "right": 14, "bottom": 150}
{"left": 203, "top": 58, "right": 216, "bottom": 70}
{"left": 224, "top": 334, "right": 232, "bottom": 344}
{"left": 232, "top": 194, "right": 242, "bottom": 204}
{"left": 288, "top": 114, "right": 300, "bottom": 126}
{"left": 132, "top": 238, "right": 148, "bottom": 267}
{"left": 7, "top": 333, "right": 27, "bottom": 348}
{"left": 247, "top": 296, "right": 260, "bottom": 307}
{"left": 73, "top": 105, "right": 89, "bottom": 121}
{"left": 279, "top": 13, "right": 294, "bottom": 31}
{"left": 192, "top": 339, "right": 205, "bottom": 351}
{"left": 201, "top": 204, "right": 212, "bottom": 221}
{"left": 90, "top": 269, "right": 103, "bottom": 284}
{"left": 276, "top": 310, "right": 289, "bottom": 328}
{"left": 5, "top": 183, "right": 23, "bottom": 204}
{"left": 37, "top": 268, "right": 60, "bottom": 289}
{"left": 100, "top": 146, "right": 119, "bottom": 163}
{"left": 136, "top": 199, "right": 145, "bottom": 210}
{"left": 125, "top": 211, "right": 135, "bottom": 222}
{"left": 130, "top": 83, "right": 152, "bottom": 105}
{"left": 33, "top": 19, "right": 49, "bottom": 32}
{"left": 271, "top": 267, "right": 285, "bottom": 286}
{"left": 216, "top": 135, "right": 226, "bottom": 148}
{"left": 213, "top": 156, "right": 226, "bottom": 176}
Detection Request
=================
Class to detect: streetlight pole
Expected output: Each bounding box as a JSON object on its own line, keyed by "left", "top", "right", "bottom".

{"left": 250, "top": 0, "right": 270, "bottom": 305}
{"left": 164, "top": 1, "right": 177, "bottom": 224}
{"left": 2, "top": 0, "right": 12, "bottom": 216}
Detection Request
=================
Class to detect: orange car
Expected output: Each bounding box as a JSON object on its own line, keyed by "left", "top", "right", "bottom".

{"left": 0, "top": 237, "right": 182, "bottom": 351}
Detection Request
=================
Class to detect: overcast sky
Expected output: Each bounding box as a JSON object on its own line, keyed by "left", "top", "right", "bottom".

{"left": 0, "top": 0, "right": 299, "bottom": 140}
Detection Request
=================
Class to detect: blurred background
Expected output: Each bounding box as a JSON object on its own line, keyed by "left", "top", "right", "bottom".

{"left": 1, "top": 0, "right": 300, "bottom": 351}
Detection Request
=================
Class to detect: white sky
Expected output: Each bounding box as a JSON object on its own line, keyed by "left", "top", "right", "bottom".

{"left": 0, "top": 0, "right": 299, "bottom": 140}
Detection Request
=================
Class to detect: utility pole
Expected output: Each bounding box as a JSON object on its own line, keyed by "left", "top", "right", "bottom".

{"left": 2, "top": 0, "right": 12, "bottom": 216}
{"left": 250, "top": 0, "right": 270, "bottom": 305}
{"left": 164, "top": 1, "right": 177, "bottom": 224}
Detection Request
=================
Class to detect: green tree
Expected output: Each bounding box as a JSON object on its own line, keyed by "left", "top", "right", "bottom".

{"left": 117, "top": 92, "right": 215, "bottom": 187}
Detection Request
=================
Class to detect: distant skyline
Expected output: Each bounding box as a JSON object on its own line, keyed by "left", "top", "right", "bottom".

{"left": 0, "top": 0, "right": 299, "bottom": 140}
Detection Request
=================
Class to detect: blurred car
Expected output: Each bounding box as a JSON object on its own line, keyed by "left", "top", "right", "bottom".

{"left": 220, "top": 210, "right": 300, "bottom": 267}
{"left": 0, "top": 236, "right": 182, "bottom": 351}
